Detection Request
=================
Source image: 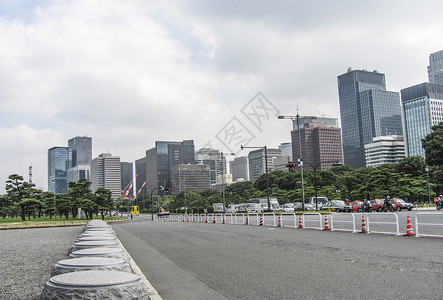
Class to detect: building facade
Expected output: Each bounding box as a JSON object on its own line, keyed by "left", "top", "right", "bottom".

{"left": 48, "top": 147, "right": 71, "bottom": 194}
{"left": 401, "top": 82, "right": 443, "bottom": 157}
{"left": 91, "top": 153, "right": 121, "bottom": 199}
{"left": 195, "top": 148, "right": 227, "bottom": 185}
{"left": 170, "top": 164, "right": 211, "bottom": 195}
{"left": 428, "top": 50, "right": 443, "bottom": 85}
{"left": 365, "top": 135, "right": 405, "bottom": 167}
{"left": 145, "top": 140, "right": 195, "bottom": 195}
{"left": 291, "top": 122, "right": 343, "bottom": 170}
{"left": 135, "top": 157, "right": 147, "bottom": 197}
{"left": 337, "top": 69, "right": 402, "bottom": 168}
{"left": 230, "top": 156, "right": 249, "bottom": 182}
{"left": 67, "top": 136, "right": 92, "bottom": 183}
{"left": 248, "top": 148, "right": 282, "bottom": 182}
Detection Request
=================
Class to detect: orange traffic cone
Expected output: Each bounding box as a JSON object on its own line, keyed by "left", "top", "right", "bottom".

{"left": 405, "top": 215, "right": 415, "bottom": 236}
{"left": 278, "top": 215, "right": 282, "bottom": 227}
{"left": 259, "top": 214, "right": 263, "bottom": 226}
{"left": 298, "top": 215, "right": 304, "bottom": 228}
{"left": 324, "top": 215, "right": 331, "bottom": 230}
{"left": 213, "top": 216, "right": 216, "bottom": 223}
{"left": 361, "top": 215, "right": 368, "bottom": 233}
{"left": 205, "top": 215, "right": 208, "bottom": 223}
{"left": 245, "top": 215, "right": 249, "bottom": 225}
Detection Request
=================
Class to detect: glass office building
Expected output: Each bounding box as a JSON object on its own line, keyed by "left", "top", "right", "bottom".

{"left": 338, "top": 69, "right": 402, "bottom": 168}
{"left": 48, "top": 147, "right": 71, "bottom": 194}
{"left": 401, "top": 83, "right": 443, "bottom": 157}
{"left": 428, "top": 50, "right": 443, "bottom": 85}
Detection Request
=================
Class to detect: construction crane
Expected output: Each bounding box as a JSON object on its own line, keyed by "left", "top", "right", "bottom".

{"left": 121, "top": 174, "right": 139, "bottom": 198}
{"left": 136, "top": 179, "right": 149, "bottom": 198}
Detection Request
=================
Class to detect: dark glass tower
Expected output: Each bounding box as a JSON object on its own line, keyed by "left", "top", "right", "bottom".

{"left": 337, "top": 69, "right": 402, "bottom": 168}
{"left": 48, "top": 147, "right": 71, "bottom": 194}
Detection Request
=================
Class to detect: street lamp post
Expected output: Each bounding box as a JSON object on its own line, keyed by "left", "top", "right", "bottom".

{"left": 241, "top": 145, "right": 271, "bottom": 212}
{"left": 278, "top": 113, "right": 316, "bottom": 211}
{"left": 150, "top": 186, "right": 165, "bottom": 220}
{"left": 221, "top": 152, "right": 235, "bottom": 213}
{"left": 303, "top": 161, "right": 342, "bottom": 211}
{"left": 426, "top": 166, "right": 431, "bottom": 208}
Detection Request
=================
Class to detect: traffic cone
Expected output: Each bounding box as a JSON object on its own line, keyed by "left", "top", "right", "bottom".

{"left": 182, "top": 215, "right": 185, "bottom": 222}
{"left": 405, "top": 215, "right": 415, "bottom": 236}
{"left": 213, "top": 216, "right": 216, "bottom": 223}
{"left": 245, "top": 215, "right": 249, "bottom": 225}
{"left": 361, "top": 215, "right": 368, "bottom": 233}
{"left": 298, "top": 215, "right": 304, "bottom": 228}
{"left": 205, "top": 215, "right": 208, "bottom": 223}
{"left": 223, "top": 215, "right": 226, "bottom": 224}
{"left": 324, "top": 215, "right": 331, "bottom": 230}
{"left": 259, "top": 214, "right": 263, "bottom": 226}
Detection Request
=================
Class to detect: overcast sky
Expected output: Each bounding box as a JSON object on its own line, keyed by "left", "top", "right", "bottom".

{"left": 1, "top": 0, "right": 442, "bottom": 193}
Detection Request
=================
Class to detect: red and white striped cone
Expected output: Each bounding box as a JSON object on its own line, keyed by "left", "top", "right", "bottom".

{"left": 223, "top": 215, "right": 226, "bottom": 224}
{"left": 182, "top": 215, "right": 185, "bottom": 222}
{"left": 213, "top": 216, "right": 216, "bottom": 224}
{"left": 259, "top": 215, "right": 263, "bottom": 226}
{"left": 278, "top": 215, "right": 282, "bottom": 227}
{"left": 324, "top": 215, "right": 331, "bottom": 230}
{"left": 245, "top": 215, "right": 249, "bottom": 225}
{"left": 405, "top": 215, "right": 415, "bottom": 236}
{"left": 298, "top": 215, "right": 304, "bottom": 228}
{"left": 361, "top": 215, "right": 368, "bottom": 233}
{"left": 205, "top": 215, "right": 208, "bottom": 223}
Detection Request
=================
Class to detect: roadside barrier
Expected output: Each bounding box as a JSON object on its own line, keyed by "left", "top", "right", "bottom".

{"left": 366, "top": 213, "right": 400, "bottom": 236}
{"left": 280, "top": 213, "right": 298, "bottom": 228}
{"left": 262, "top": 213, "right": 277, "bottom": 227}
{"left": 247, "top": 213, "right": 260, "bottom": 226}
{"left": 405, "top": 215, "right": 414, "bottom": 236}
{"left": 415, "top": 213, "right": 443, "bottom": 238}
{"left": 301, "top": 213, "right": 323, "bottom": 230}
{"left": 330, "top": 213, "right": 357, "bottom": 233}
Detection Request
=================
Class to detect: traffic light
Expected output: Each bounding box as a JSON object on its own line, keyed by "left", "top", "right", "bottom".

{"left": 286, "top": 162, "right": 297, "bottom": 171}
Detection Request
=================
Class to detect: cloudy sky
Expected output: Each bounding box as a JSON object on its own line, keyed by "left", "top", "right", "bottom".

{"left": 1, "top": 0, "right": 442, "bottom": 193}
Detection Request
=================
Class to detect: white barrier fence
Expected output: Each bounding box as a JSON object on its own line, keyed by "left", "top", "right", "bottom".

{"left": 153, "top": 212, "right": 443, "bottom": 238}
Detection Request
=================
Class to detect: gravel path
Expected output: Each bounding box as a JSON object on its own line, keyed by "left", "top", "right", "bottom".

{"left": 0, "top": 226, "right": 83, "bottom": 300}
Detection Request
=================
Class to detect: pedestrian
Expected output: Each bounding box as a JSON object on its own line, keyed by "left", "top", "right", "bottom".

{"left": 130, "top": 213, "right": 133, "bottom": 220}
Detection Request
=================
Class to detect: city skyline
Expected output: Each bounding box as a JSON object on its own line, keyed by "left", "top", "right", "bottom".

{"left": 1, "top": 1, "right": 443, "bottom": 193}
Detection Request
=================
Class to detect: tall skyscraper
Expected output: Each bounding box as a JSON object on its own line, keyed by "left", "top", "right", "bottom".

{"left": 291, "top": 122, "right": 343, "bottom": 170}
{"left": 248, "top": 148, "right": 282, "bottom": 182}
{"left": 337, "top": 69, "right": 402, "bottom": 168}
{"left": 401, "top": 82, "right": 443, "bottom": 157}
{"left": 67, "top": 136, "right": 92, "bottom": 183}
{"left": 91, "top": 153, "right": 121, "bottom": 199}
{"left": 146, "top": 140, "right": 195, "bottom": 195}
{"left": 170, "top": 164, "right": 211, "bottom": 195}
{"left": 48, "top": 147, "right": 71, "bottom": 194}
{"left": 428, "top": 50, "right": 443, "bottom": 85}
{"left": 230, "top": 156, "right": 249, "bottom": 182}
{"left": 195, "top": 148, "right": 225, "bottom": 185}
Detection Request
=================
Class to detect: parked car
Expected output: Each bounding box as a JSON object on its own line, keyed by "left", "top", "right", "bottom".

{"left": 351, "top": 201, "right": 363, "bottom": 212}
{"left": 279, "top": 203, "right": 295, "bottom": 212}
{"left": 392, "top": 199, "right": 413, "bottom": 211}
{"left": 322, "top": 200, "right": 352, "bottom": 212}
{"left": 293, "top": 203, "right": 316, "bottom": 211}
{"left": 370, "top": 200, "right": 384, "bottom": 212}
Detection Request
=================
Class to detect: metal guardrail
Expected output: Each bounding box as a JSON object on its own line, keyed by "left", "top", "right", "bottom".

{"left": 415, "top": 213, "right": 443, "bottom": 238}
{"left": 301, "top": 213, "right": 323, "bottom": 230}
{"left": 330, "top": 213, "right": 357, "bottom": 233}
{"left": 247, "top": 213, "right": 260, "bottom": 226}
{"left": 280, "top": 213, "right": 297, "bottom": 228}
{"left": 366, "top": 213, "right": 400, "bottom": 236}
{"left": 262, "top": 213, "right": 276, "bottom": 227}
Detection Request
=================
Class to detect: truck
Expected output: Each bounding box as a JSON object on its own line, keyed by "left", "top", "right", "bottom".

{"left": 310, "top": 197, "right": 329, "bottom": 210}
{"left": 247, "top": 198, "right": 280, "bottom": 211}
{"left": 213, "top": 203, "right": 224, "bottom": 213}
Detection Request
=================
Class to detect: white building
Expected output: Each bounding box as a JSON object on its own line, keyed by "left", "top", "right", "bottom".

{"left": 365, "top": 135, "right": 405, "bottom": 167}
{"left": 91, "top": 153, "right": 121, "bottom": 199}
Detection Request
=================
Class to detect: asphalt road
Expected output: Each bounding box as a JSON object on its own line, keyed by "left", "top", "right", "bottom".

{"left": 112, "top": 215, "right": 443, "bottom": 300}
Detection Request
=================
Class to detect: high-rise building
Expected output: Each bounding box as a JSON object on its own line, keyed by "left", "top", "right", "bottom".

{"left": 428, "top": 50, "right": 443, "bottom": 85}
{"left": 248, "top": 148, "right": 282, "bottom": 182}
{"left": 170, "top": 164, "right": 211, "bottom": 195}
{"left": 195, "top": 148, "right": 225, "bottom": 185}
{"left": 365, "top": 135, "right": 405, "bottom": 167}
{"left": 230, "top": 156, "right": 249, "bottom": 182}
{"left": 337, "top": 69, "right": 402, "bottom": 168}
{"left": 278, "top": 142, "right": 292, "bottom": 158}
{"left": 67, "top": 136, "right": 92, "bottom": 183}
{"left": 48, "top": 147, "right": 71, "bottom": 194}
{"left": 291, "top": 122, "right": 343, "bottom": 170}
{"left": 121, "top": 162, "right": 133, "bottom": 197}
{"left": 91, "top": 153, "right": 121, "bottom": 199}
{"left": 146, "top": 140, "right": 195, "bottom": 195}
{"left": 401, "top": 82, "right": 443, "bottom": 157}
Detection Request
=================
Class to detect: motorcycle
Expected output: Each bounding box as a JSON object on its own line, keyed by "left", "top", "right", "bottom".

{"left": 437, "top": 201, "right": 443, "bottom": 210}
{"left": 383, "top": 202, "right": 396, "bottom": 212}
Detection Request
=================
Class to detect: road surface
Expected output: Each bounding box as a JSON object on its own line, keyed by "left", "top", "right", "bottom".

{"left": 112, "top": 215, "right": 443, "bottom": 299}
